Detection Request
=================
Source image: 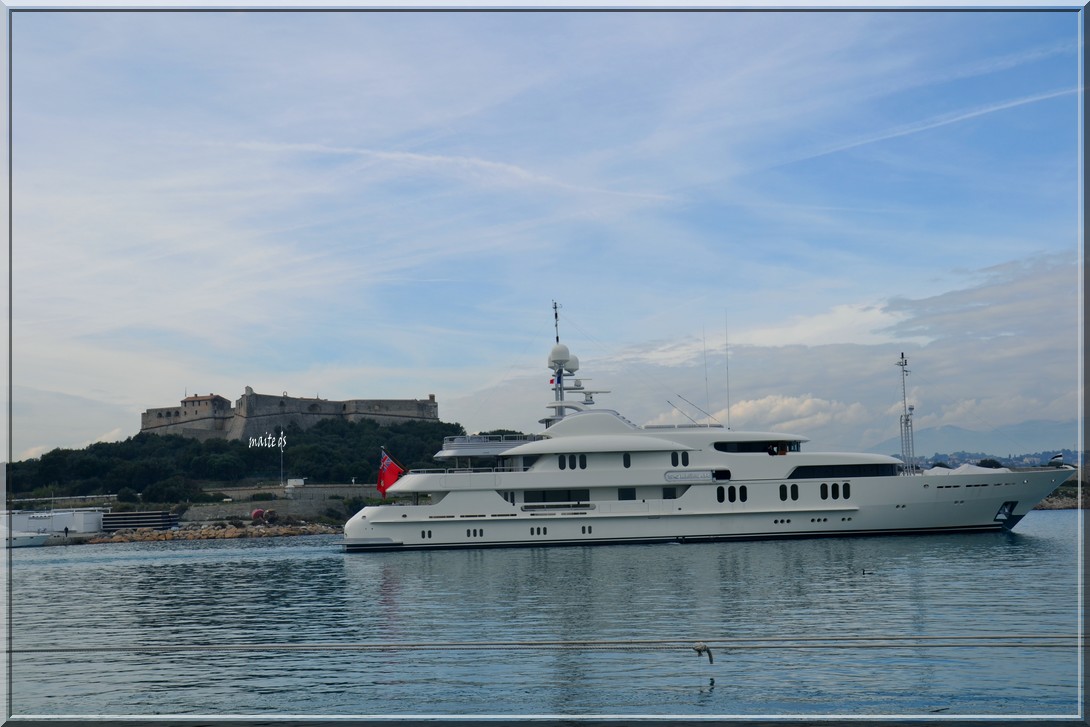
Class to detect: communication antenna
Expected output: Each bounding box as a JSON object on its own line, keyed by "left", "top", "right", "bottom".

{"left": 896, "top": 352, "right": 917, "bottom": 474}
{"left": 668, "top": 400, "right": 699, "bottom": 425}
{"left": 702, "top": 326, "right": 711, "bottom": 420}
{"left": 553, "top": 300, "right": 561, "bottom": 343}
{"left": 724, "top": 310, "right": 732, "bottom": 430}
{"left": 676, "top": 393, "right": 720, "bottom": 425}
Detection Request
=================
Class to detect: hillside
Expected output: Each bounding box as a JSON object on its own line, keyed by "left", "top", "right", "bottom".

{"left": 8, "top": 418, "right": 465, "bottom": 503}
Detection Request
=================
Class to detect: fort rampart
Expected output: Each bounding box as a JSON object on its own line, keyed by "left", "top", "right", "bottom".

{"left": 140, "top": 387, "right": 438, "bottom": 441}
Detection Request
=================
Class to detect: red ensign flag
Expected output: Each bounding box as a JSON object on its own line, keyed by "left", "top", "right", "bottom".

{"left": 377, "top": 449, "right": 405, "bottom": 497}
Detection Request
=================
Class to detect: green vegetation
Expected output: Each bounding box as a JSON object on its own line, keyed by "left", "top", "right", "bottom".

{"left": 8, "top": 418, "right": 465, "bottom": 501}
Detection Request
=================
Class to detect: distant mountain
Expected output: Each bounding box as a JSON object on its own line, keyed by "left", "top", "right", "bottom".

{"left": 866, "top": 420, "right": 1079, "bottom": 460}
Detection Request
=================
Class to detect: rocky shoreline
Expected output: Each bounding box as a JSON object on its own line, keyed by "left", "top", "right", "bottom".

{"left": 87, "top": 521, "right": 341, "bottom": 544}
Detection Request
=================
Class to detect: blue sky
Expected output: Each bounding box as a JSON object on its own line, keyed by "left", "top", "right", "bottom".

{"left": 5, "top": 7, "right": 1082, "bottom": 462}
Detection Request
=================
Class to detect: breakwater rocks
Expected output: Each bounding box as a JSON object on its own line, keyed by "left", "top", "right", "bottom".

{"left": 88, "top": 521, "right": 341, "bottom": 544}
{"left": 1037, "top": 493, "right": 1086, "bottom": 510}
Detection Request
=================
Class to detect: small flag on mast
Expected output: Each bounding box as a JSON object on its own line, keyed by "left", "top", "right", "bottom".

{"left": 377, "top": 448, "right": 405, "bottom": 498}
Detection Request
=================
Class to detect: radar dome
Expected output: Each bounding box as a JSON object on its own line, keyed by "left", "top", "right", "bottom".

{"left": 548, "top": 343, "right": 570, "bottom": 369}
{"left": 565, "top": 354, "right": 579, "bottom": 374}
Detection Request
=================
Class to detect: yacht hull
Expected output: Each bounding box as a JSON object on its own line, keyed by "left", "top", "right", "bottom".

{"left": 344, "top": 468, "right": 1069, "bottom": 552}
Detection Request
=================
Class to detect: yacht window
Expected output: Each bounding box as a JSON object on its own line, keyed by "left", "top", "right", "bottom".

{"left": 525, "top": 489, "right": 590, "bottom": 503}
{"left": 671, "top": 452, "right": 679, "bottom": 466}
{"left": 740, "top": 485, "right": 748, "bottom": 502}
{"left": 681, "top": 451, "right": 689, "bottom": 466}
{"left": 715, "top": 440, "right": 802, "bottom": 453}
{"left": 623, "top": 453, "right": 631, "bottom": 468}
{"left": 568, "top": 454, "right": 577, "bottom": 470}
{"left": 843, "top": 482, "right": 851, "bottom": 499}
{"left": 790, "top": 463, "right": 899, "bottom": 478}
{"left": 820, "top": 483, "right": 829, "bottom": 500}
{"left": 558, "top": 455, "right": 566, "bottom": 470}
{"left": 790, "top": 483, "right": 799, "bottom": 501}
{"left": 728, "top": 486, "right": 736, "bottom": 503}
{"left": 618, "top": 487, "right": 636, "bottom": 501}
{"left": 779, "top": 484, "right": 787, "bottom": 501}
{"left": 717, "top": 486, "right": 726, "bottom": 503}
{"left": 663, "top": 487, "right": 677, "bottom": 500}
{"left": 579, "top": 454, "right": 587, "bottom": 469}
{"left": 831, "top": 482, "right": 840, "bottom": 500}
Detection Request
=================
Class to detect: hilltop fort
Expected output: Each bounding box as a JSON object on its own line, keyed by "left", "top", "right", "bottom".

{"left": 140, "top": 387, "right": 438, "bottom": 442}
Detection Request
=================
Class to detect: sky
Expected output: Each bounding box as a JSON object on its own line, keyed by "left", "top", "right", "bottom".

{"left": 4, "top": 6, "right": 1083, "bottom": 463}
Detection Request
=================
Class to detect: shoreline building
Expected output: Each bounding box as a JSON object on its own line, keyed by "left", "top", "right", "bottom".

{"left": 140, "top": 387, "right": 439, "bottom": 442}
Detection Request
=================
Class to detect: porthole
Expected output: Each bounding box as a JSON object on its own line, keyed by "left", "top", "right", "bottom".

{"left": 728, "top": 486, "right": 736, "bottom": 503}
{"left": 623, "top": 453, "right": 631, "bottom": 468}
{"left": 543, "top": 527, "right": 547, "bottom": 535}
{"left": 739, "top": 485, "right": 748, "bottom": 503}
{"left": 681, "top": 451, "right": 689, "bottom": 466}
{"left": 579, "top": 454, "right": 587, "bottom": 469}
{"left": 559, "top": 455, "right": 566, "bottom": 470}
{"left": 671, "top": 452, "right": 679, "bottom": 466}
{"left": 843, "top": 482, "right": 851, "bottom": 499}
{"left": 568, "top": 455, "right": 577, "bottom": 470}
{"left": 779, "top": 484, "right": 787, "bottom": 501}
{"left": 820, "top": 483, "right": 829, "bottom": 500}
{"left": 467, "top": 529, "right": 471, "bottom": 537}
{"left": 790, "top": 483, "right": 798, "bottom": 501}
{"left": 421, "top": 530, "right": 426, "bottom": 538}
{"left": 717, "top": 486, "right": 726, "bottom": 503}
{"left": 831, "top": 482, "right": 840, "bottom": 500}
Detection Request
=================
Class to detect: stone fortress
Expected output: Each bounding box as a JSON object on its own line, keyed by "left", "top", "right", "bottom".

{"left": 140, "top": 387, "right": 439, "bottom": 442}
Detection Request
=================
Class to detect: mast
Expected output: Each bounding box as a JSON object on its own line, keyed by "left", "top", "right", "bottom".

{"left": 550, "top": 301, "right": 566, "bottom": 405}
{"left": 896, "top": 352, "right": 917, "bottom": 474}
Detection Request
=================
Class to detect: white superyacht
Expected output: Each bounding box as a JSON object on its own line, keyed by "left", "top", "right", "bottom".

{"left": 344, "top": 336, "right": 1072, "bottom": 552}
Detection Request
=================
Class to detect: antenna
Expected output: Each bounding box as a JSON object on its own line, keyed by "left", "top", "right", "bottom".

{"left": 702, "top": 326, "right": 711, "bottom": 420}
{"left": 724, "top": 309, "right": 732, "bottom": 430}
{"left": 552, "top": 300, "right": 561, "bottom": 343}
{"left": 668, "top": 400, "right": 699, "bottom": 425}
{"left": 676, "top": 393, "right": 720, "bottom": 425}
{"left": 896, "top": 352, "right": 917, "bottom": 474}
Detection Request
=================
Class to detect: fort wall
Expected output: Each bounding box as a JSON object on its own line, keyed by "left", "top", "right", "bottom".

{"left": 140, "top": 387, "right": 438, "bottom": 441}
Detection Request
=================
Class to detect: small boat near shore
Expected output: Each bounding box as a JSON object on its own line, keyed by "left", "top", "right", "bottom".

{"left": 344, "top": 317, "right": 1073, "bottom": 553}
{"left": 7, "top": 532, "right": 50, "bottom": 548}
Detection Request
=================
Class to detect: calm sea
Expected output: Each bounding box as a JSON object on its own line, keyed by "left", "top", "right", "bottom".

{"left": 5, "top": 510, "right": 1082, "bottom": 720}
